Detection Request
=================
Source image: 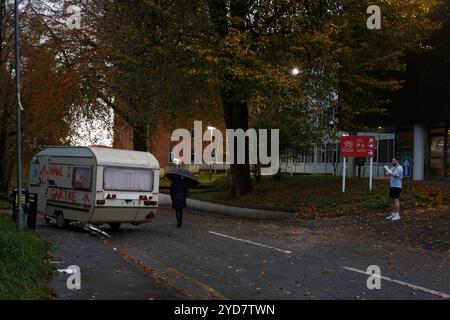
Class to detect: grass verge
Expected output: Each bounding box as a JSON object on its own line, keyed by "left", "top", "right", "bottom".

{"left": 188, "top": 174, "right": 449, "bottom": 218}
{"left": 0, "top": 193, "right": 12, "bottom": 208}
{"left": 0, "top": 215, "right": 53, "bottom": 300}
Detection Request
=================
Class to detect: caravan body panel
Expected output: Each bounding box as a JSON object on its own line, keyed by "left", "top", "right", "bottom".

{"left": 28, "top": 147, "right": 160, "bottom": 225}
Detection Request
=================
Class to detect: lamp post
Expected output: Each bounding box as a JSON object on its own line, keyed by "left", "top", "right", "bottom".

{"left": 14, "top": 0, "right": 24, "bottom": 229}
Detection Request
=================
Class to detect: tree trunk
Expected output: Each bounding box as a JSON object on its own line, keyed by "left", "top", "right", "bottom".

{"left": 206, "top": 1, "right": 253, "bottom": 197}
{"left": 133, "top": 124, "right": 148, "bottom": 152}
{"left": 222, "top": 95, "right": 253, "bottom": 197}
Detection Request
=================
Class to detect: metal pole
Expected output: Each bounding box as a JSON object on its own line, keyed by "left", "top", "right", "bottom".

{"left": 14, "top": 0, "right": 24, "bottom": 229}
{"left": 342, "top": 157, "right": 346, "bottom": 193}
{"left": 369, "top": 157, "right": 373, "bottom": 191}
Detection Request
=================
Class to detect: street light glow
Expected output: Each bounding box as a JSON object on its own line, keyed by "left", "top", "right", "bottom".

{"left": 291, "top": 67, "right": 301, "bottom": 76}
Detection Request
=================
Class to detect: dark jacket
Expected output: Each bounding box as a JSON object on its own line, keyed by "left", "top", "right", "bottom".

{"left": 170, "top": 179, "right": 188, "bottom": 209}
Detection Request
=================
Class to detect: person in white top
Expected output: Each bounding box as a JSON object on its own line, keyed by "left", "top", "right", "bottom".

{"left": 384, "top": 157, "right": 404, "bottom": 221}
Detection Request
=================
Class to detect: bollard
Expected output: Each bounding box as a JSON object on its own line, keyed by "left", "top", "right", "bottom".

{"left": 26, "top": 193, "right": 37, "bottom": 230}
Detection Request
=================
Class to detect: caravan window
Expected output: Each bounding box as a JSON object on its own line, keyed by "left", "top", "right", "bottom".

{"left": 73, "top": 167, "right": 92, "bottom": 190}
{"left": 103, "top": 167, "right": 154, "bottom": 192}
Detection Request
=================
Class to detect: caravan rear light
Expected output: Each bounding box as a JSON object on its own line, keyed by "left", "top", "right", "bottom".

{"left": 96, "top": 200, "right": 106, "bottom": 205}
{"left": 149, "top": 200, "right": 158, "bottom": 206}
{"left": 140, "top": 195, "right": 148, "bottom": 201}
{"left": 106, "top": 194, "right": 112, "bottom": 200}
{"left": 111, "top": 194, "right": 117, "bottom": 200}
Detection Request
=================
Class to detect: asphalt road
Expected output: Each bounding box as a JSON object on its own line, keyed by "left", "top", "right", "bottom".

{"left": 38, "top": 209, "right": 450, "bottom": 300}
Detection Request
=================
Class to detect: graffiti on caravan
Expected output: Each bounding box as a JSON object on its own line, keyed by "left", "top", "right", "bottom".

{"left": 171, "top": 121, "right": 279, "bottom": 175}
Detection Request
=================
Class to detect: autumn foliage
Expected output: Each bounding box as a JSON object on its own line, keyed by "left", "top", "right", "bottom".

{"left": 0, "top": 0, "right": 444, "bottom": 197}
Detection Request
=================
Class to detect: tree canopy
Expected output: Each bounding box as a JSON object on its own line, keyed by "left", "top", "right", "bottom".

{"left": 0, "top": 0, "right": 81, "bottom": 191}
{"left": 0, "top": 0, "right": 442, "bottom": 196}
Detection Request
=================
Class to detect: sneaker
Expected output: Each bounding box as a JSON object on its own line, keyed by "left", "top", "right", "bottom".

{"left": 391, "top": 214, "right": 401, "bottom": 222}
{"left": 386, "top": 214, "right": 394, "bottom": 220}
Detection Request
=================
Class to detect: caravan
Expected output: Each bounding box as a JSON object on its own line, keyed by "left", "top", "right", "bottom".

{"left": 27, "top": 146, "right": 160, "bottom": 230}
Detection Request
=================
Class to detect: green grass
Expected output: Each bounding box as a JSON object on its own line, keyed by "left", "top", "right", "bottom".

{"left": 0, "top": 193, "right": 11, "bottom": 208}
{"left": 0, "top": 199, "right": 11, "bottom": 208}
{"left": 160, "top": 172, "right": 228, "bottom": 189}
{"left": 188, "top": 174, "right": 448, "bottom": 218}
{"left": 0, "top": 216, "right": 53, "bottom": 300}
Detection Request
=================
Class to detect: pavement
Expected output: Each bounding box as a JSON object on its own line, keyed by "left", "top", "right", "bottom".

{"left": 36, "top": 208, "right": 450, "bottom": 300}
{"left": 39, "top": 222, "right": 186, "bottom": 300}
{"left": 158, "top": 193, "right": 297, "bottom": 220}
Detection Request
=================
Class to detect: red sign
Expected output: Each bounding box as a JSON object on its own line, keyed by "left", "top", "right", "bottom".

{"left": 83, "top": 194, "right": 90, "bottom": 208}
{"left": 340, "top": 136, "right": 376, "bottom": 158}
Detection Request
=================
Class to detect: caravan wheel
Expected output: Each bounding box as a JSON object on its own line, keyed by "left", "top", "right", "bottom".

{"left": 56, "top": 213, "right": 67, "bottom": 229}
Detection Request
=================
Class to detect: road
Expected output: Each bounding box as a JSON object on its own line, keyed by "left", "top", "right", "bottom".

{"left": 38, "top": 208, "right": 450, "bottom": 300}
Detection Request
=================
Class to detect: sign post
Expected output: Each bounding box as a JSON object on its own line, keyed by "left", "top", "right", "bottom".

{"left": 342, "top": 157, "right": 347, "bottom": 193}
{"left": 340, "top": 136, "right": 376, "bottom": 193}
{"left": 368, "top": 137, "right": 375, "bottom": 191}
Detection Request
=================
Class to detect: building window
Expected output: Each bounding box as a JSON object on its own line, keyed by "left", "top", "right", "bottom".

{"left": 318, "top": 145, "right": 327, "bottom": 163}
{"left": 326, "top": 143, "right": 338, "bottom": 163}
{"left": 378, "top": 139, "right": 394, "bottom": 163}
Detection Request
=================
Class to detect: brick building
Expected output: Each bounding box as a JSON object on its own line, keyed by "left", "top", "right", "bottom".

{"left": 113, "top": 114, "right": 226, "bottom": 173}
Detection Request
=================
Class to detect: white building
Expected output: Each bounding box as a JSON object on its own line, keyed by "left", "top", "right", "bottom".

{"left": 280, "top": 131, "right": 396, "bottom": 178}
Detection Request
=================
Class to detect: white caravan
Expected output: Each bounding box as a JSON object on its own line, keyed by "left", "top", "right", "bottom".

{"left": 27, "top": 146, "right": 160, "bottom": 230}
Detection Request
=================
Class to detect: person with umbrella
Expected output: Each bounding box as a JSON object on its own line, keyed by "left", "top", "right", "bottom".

{"left": 167, "top": 169, "right": 199, "bottom": 228}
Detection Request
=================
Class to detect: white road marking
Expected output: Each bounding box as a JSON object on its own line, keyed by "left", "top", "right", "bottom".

{"left": 342, "top": 266, "right": 450, "bottom": 299}
{"left": 209, "top": 231, "right": 292, "bottom": 254}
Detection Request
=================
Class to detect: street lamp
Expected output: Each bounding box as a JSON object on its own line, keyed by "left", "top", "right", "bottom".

{"left": 14, "top": 0, "right": 24, "bottom": 229}
{"left": 291, "top": 67, "right": 301, "bottom": 76}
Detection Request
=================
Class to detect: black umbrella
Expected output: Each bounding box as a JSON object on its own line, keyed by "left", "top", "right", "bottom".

{"left": 166, "top": 168, "right": 200, "bottom": 186}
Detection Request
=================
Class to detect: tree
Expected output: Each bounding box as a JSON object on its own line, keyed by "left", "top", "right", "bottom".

{"left": 332, "top": 0, "right": 439, "bottom": 130}
{"left": 36, "top": 0, "right": 219, "bottom": 152}
{"left": 267, "top": 0, "right": 440, "bottom": 173}
{"left": 175, "top": 0, "right": 339, "bottom": 196}
{"left": 133, "top": 0, "right": 435, "bottom": 197}
{"left": 386, "top": 0, "right": 450, "bottom": 125}
{"left": 99, "top": 1, "right": 216, "bottom": 151}
{"left": 0, "top": 0, "right": 82, "bottom": 191}
{"left": 14, "top": 0, "right": 438, "bottom": 199}
{"left": 0, "top": 0, "right": 15, "bottom": 191}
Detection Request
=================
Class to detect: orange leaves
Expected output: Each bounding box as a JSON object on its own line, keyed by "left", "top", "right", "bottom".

{"left": 20, "top": 46, "right": 76, "bottom": 152}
